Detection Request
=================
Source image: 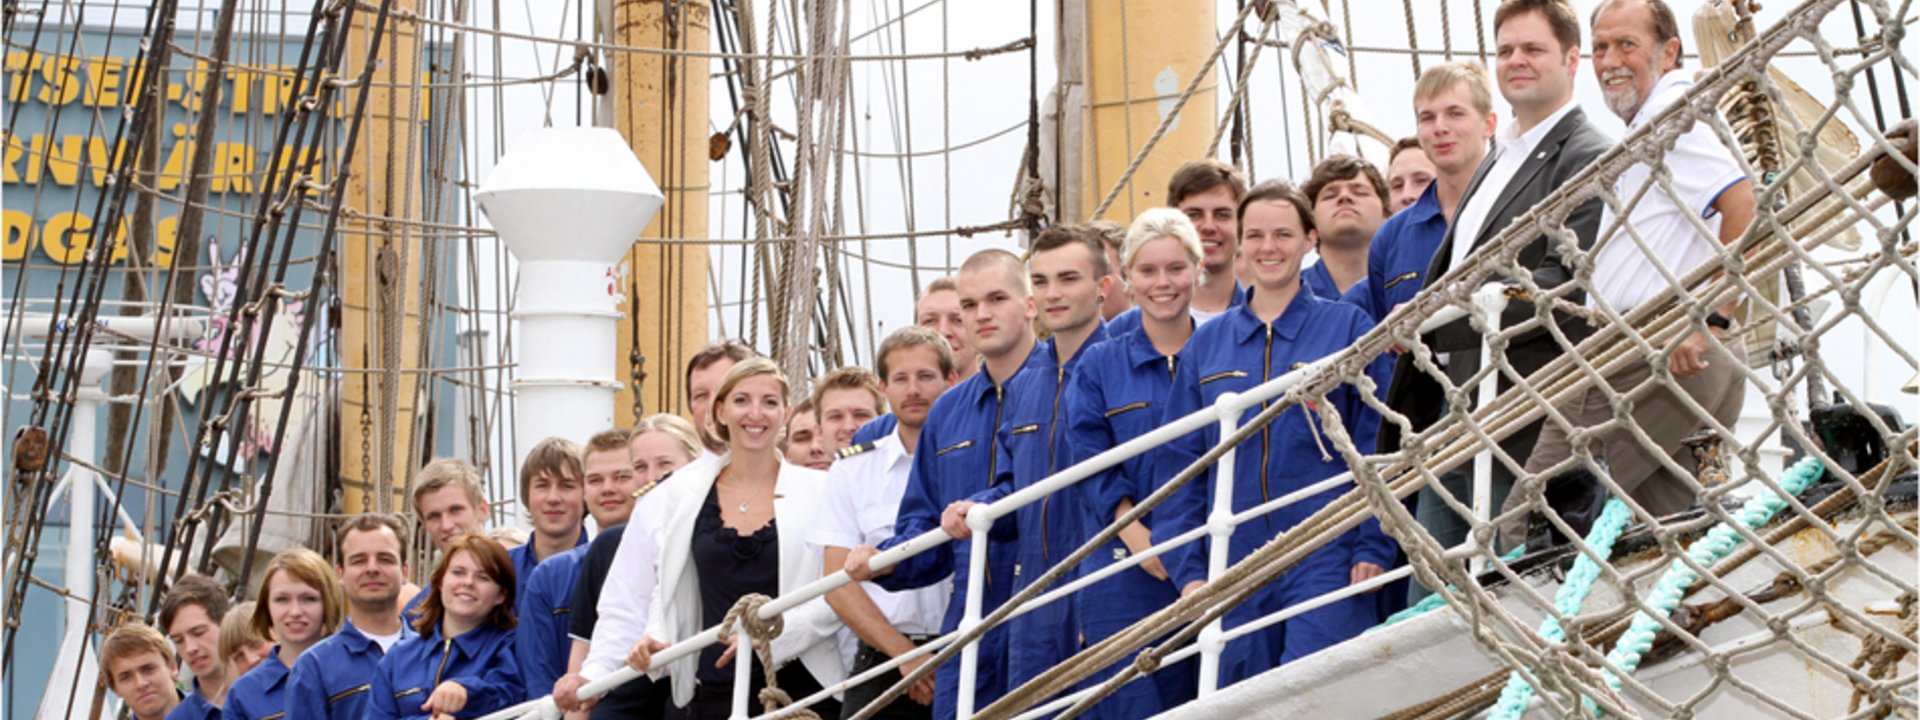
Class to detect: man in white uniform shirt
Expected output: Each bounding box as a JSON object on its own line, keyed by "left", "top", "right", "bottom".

{"left": 811, "top": 326, "right": 959, "bottom": 720}
{"left": 1502, "top": 0, "right": 1755, "bottom": 547}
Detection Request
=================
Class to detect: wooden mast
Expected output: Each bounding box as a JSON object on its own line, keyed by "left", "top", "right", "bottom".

{"left": 1060, "top": 0, "right": 1219, "bottom": 223}
{"left": 610, "top": 0, "right": 711, "bottom": 425}
{"left": 338, "top": 0, "right": 428, "bottom": 513}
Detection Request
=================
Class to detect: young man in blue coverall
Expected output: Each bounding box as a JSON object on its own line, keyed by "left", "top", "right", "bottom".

{"left": 845, "top": 249, "right": 1042, "bottom": 720}
{"left": 285, "top": 514, "right": 415, "bottom": 718}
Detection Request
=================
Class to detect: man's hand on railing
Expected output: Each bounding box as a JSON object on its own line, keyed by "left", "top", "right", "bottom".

{"left": 625, "top": 637, "right": 670, "bottom": 673}
{"left": 1349, "top": 562, "right": 1385, "bottom": 587}
{"left": 899, "top": 654, "right": 937, "bottom": 706}
{"left": 552, "top": 673, "right": 598, "bottom": 713}
{"left": 941, "top": 501, "right": 979, "bottom": 539}
{"left": 1180, "top": 579, "right": 1206, "bottom": 598}
{"left": 845, "top": 545, "right": 891, "bottom": 581}
{"left": 1114, "top": 506, "right": 1168, "bottom": 581}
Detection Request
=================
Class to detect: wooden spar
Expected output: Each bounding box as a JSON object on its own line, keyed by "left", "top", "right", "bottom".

{"left": 1062, "top": 0, "right": 1219, "bottom": 224}
{"left": 338, "top": 0, "right": 428, "bottom": 514}
{"left": 610, "top": 0, "right": 712, "bottom": 424}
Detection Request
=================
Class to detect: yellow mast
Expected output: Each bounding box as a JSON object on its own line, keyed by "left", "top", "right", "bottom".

{"left": 611, "top": 0, "right": 711, "bottom": 425}
{"left": 1061, "top": 0, "right": 1220, "bottom": 223}
{"left": 338, "top": 1, "right": 427, "bottom": 513}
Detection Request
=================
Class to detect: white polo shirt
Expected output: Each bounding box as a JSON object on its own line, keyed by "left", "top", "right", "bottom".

{"left": 1590, "top": 70, "right": 1748, "bottom": 312}
{"left": 808, "top": 432, "right": 951, "bottom": 644}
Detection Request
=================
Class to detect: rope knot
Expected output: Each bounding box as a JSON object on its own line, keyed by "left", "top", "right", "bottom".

{"left": 717, "top": 593, "right": 784, "bottom": 646}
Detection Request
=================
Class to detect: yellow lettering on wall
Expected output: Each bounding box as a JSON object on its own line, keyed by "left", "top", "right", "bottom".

{"left": 35, "top": 54, "right": 81, "bottom": 106}
{"left": 83, "top": 55, "right": 128, "bottom": 107}
{"left": 1, "top": 209, "right": 32, "bottom": 261}
{"left": 41, "top": 212, "right": 129, "bottom": 265}
{"left": 44, "top": 134, "right": 84, "bottom": 187}
{"left": 153, "top": 215, "right": 178, "bottom": 267}
{"left": 226, "top": 67, "right": 252, "bottom": 113}
{"left": 23, "top": 134, "right": 46, "bottom": 184}
{"left": 213, "top": 142, "right": 255, "bottom": 194}
{"left": 157, "top": 136, "right": 192, "bottom": 193}
{"left": 2, "top": 132, "right": 22, "bottom": 184}
{"left": 5, "top": 51, "right": 31, "bottom": 103}
{"left": 85, "top": 136, "right": 128, "bottom": 187}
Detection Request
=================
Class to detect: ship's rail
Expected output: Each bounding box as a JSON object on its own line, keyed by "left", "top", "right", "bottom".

{"left": 487, "top": 0, "right": 1918, "bottom": 717}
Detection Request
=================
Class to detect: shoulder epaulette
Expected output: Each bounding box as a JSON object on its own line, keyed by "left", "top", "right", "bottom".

{"left": 837, "top": 441, "right": 878, "bottom": 459}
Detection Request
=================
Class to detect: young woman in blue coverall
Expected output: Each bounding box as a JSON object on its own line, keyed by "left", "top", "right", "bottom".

{"left": 366, "top": 532, "right": 525, "bottom": 719}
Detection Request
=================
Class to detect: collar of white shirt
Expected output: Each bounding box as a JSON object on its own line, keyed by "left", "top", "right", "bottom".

{"left": 1624, "top": 70, "right": 1694, "bottom": 130}
{"left": 1499, "top": 96, "right": 1578, "bottom": 158}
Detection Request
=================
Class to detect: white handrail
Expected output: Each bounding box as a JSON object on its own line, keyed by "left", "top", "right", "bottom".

{"left": 481, "top": 288, "right": 1501, "bottom": 720}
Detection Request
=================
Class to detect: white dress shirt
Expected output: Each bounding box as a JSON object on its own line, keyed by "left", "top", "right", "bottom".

{"left": 808, "top": 433, "right": 952, "bottom": 666}
{"left": 1449, "top": 98, "right": 1580, "bottom": 270}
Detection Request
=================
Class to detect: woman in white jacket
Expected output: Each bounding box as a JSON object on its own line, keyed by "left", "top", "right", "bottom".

{"left": 628, "top": 357, "right": 846, "bottom": 718}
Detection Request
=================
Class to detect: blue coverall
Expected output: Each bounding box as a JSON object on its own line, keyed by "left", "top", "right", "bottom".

{"left": 875, "top": 346, "right": 1042, "bottom": 720}
{"left": 219, "top": 648, "right": 287, "bottom": 720}
{"left": 506, "top": 528, "right": 586, "bottom": 602}
{"left": 981, "top": 324, "right": 1107, "bottom": 693}
{"left": 285, "top": 619, "right": 417, "bottom": 719}
{"left": 163, "top": 679, "right": 217, "bottom": 720}
{"left": 1150, "top": 290, "right": 1395, "bottom": 685}
{"left": 851, "top": 412, "right": 898, "bottom": 446}
{"left": 364, "top": 621, "right": 524, "bottom": 719}
{"left": 1062, "top": 324, "right": 1198, "bottom": 719}
{"left": 1348, "top": 183, "right": 1448, "bottom": 324}
{"left": 516, "top": 544, "right": 586, "bottom": 701}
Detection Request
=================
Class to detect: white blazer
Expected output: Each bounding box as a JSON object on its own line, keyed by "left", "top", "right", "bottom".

{"left": 644, "top": 454, "right": 846, "bottom": 706}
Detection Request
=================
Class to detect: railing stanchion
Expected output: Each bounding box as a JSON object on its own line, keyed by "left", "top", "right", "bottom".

{"left": 1469, "top": 286, "right": 1508, "bottom": 573}
{"left": 1197, "top": 391, "right": 1242, "bottom": 696}
{"left": 731, "top": 628, "right": 754, "bottom": 720}
{"left": 957, "top": 509, "right": 994, "bottom": 717}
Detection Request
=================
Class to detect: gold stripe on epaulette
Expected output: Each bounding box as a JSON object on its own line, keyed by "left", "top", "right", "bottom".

{"left": 328, "top": 684, "right": 371, "bottom": 705}
{"left": 1104, "top": 401, "right": 1149, "bottom": 418}
{"left": 631, "top": 478, "right": 662, "bottom": 500}
{"left": 935, "top": 440, "right": 974, "bottom": 456}
{"left": 1199, "top": 370, "right": 1248, "bottom": 385}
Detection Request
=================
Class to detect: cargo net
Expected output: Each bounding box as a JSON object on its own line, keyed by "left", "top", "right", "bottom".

{"left": 975, "top": 1, "right": 1918, "bottom": 719}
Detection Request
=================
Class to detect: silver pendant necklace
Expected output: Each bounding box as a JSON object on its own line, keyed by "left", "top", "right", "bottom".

{"left": 737, "top": 499, "right": 750, "bottom": 513}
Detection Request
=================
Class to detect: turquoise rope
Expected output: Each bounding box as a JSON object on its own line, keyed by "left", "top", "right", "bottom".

{"left": 1375, "top": 546, "right": 1527, "bottom": 629}
{"left": 1577, "top": 456, "right": 1826, "bottom": 716}
{"left": 1488, "top": 497, "right": 1636, "bottom": 720}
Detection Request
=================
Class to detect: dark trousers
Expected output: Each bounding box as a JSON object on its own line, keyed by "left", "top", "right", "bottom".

{"left": 842, "top": 637, "right": 937, "bottom": 720}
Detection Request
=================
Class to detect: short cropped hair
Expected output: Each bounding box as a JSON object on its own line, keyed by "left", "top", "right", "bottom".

{"left": 1495, "top": 0, "right": 1582, "bottom": 53}
{"left": 1239, "top": 180, "right": 1317, "bottom": 236}
{"left": 334, "top": 513, "right": 408, "bottom": 563}
{"left": 876, "top": 325, "right": 957, "bottom": 380}
{"left": 518, "top": 437, "right": 584, "bottom": 502}
{"left": 1028, "top": 224, "right": 1111, "bottom": 278}
{"left": 413, "top": 532, "right": 517, "bottom": 634}
{"left": 1414, "top": 61, "right": 1495, "bottom": 116}
{"left": 1122, "top": 208, "right": 1205, "bottom": 272}
{"left": 1302, "top": 155, "right": 1390, "bottom": 211}
{"left": 1166, "top": 159, "right": 1247, "bottom": 207}
{"left": 958, "top": 249, "right": 1032, "bottom": 295}
{"left": 585, "top": 428, "right": 634, "bottom": 457}
{"left": 811, "top": 366, "right": 885, "bottom": 416}
{"left": 1087, "top": 220, "right": 1126, "bottom": 254}
{"left": 707, "top": 358, "right": 791, "bottom": 444}
{"left": 410, "top": 458, "right": 486, "bottom": 512}
{"left": 631, "top": 414, "right": 702, "bottom": 460}
{"left": 1388, "top": 136, "right": 1423, "bottom": 167}
{"left": 159, "top": 573, "right": 229, "bottom": 636}
{"left": 250, "top": 548, "right": 346, "bottom": 643}
{"left": 923, "top": 276, "right": 958, "bottom": 296}
{"left": 1592, "top": 0, "right": 1683, "bottom": 67}
{"left": 684, "top": 340, "right": 758, "bottom": 401}
{"left": 217, "top": 601, "right": 268, "bottom": 665}
{"left": 101, "top": 622, "right": 174, "bottom": 682}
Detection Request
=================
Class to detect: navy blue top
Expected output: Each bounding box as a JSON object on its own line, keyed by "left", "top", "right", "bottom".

{"left": 219, "top": 647, "right": 288, "bottom": 720}
{"left": 1352, "top": 183, "right": 1449, "bottom": 323}
{"left": 1301, "top": 261, "right": 1344, "bottom": 301}
{"left": 507, "top": 527, "right": 588, "bottom": 602}
{"left": 365, "top": 622, "right": 523, "bottom": 719}
{"left": 164, "top": 679, "right": 218, "bottom": 720}
{"left": 286, "top": 618, "right": 416, "bottom": 719}
{"left": 517, "top": 543, "right": 586, "bottom": 699}
{"left": 691, "top": 484, "right": 780, "bottom": 684}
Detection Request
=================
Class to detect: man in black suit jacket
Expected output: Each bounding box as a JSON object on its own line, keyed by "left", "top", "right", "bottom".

{"left": 1380, "top": 0, "right": 1610, "bottom": 585}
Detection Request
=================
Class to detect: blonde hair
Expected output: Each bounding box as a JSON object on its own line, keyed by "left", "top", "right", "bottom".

{"left": 1413, "top": 60, "right": 1495, "bottom": 116}
{"left": 410, "top": 458, "right": 486, "bottom": 513}
{"left": 1122, "top": 207, "right": 1204, "bottom": 272}
{"left": 250, "top": 548, "right": 347, "bottom": 642}
{"left": 218, "top": 601, "right": 268, "bottom": 666}
{"left": 632, "top": 414, "right": 702, "bottom": 460}
{"left": 518, "top": 436, "right": 584, "bottom": 502}
{"left": 101, "top": 621, "right": 175, "bottom": 682}
{"left": 707, "top": 357, "right": 790, "bottom": 445}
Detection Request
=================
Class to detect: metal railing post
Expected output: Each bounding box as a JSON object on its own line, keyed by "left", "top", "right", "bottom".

{"left": 1470, "top": 285, "right": 1508, "bottom": 572}
{"left": 957, "top": 509, "right": 994, "bottom": 717}
{"left": 1197, "top": 391, "right": 1242, "bottom": 695}
{"left": 731, "top": 629, "right": 754, "bottom": 720}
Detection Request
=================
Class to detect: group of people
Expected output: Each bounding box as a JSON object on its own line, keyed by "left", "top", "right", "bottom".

{"left": 95, "top": 0, "right": 1756, "bottom": 717}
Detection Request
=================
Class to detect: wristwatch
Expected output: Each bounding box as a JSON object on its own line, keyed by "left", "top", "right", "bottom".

{"left": 1706, "top": 311, "right": 1733, "bottom": 331}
